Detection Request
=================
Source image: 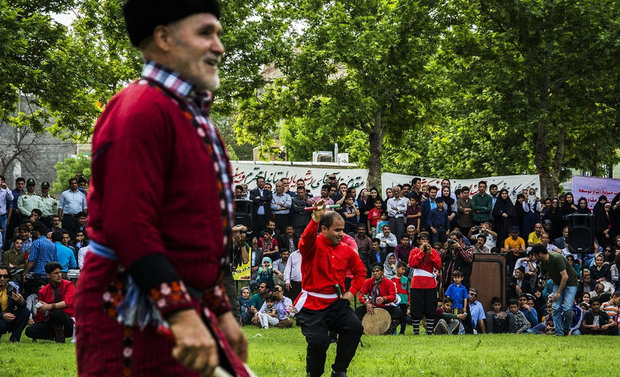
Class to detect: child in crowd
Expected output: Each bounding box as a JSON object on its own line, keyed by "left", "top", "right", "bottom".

{"left": 257, "top": 295, "right": 280, "bottom": 329}
{"left": 486, "top": 297, "right": 509, "bottom": 334}
{"left": 392, "top": 262, "right": 410, "bottom": 335}
{"left": 239, "top": 287, "right": 253, "bottom": 325}
{"left": 433, "top": 297, "right": 466, "bottom": 335}
{"left": 258, "top": 230, "right": 279, "bottom": 260}
{"left": 444, "top": 271, "right": 468, "bottom": 314}
{"left": 569, "top": 302, "right": 584, "bottom": 335}
{"left": 527, "top": 304, "right": 555, "bottom": 334}
{"left": 368, "top": 199, "right": 383, "bottom": 238}
{"left": 257, "top": 257, "right": 275, "bottom": 291}
{"left": 580, "top": 297, "right": 617, "bottom": 335}
{"left": 377, "top": 212, "right": 389, "bottom": 235}
{"left": 406, "top": 196, "right": 421, "bottom": 231}
{"left": 507, "top": 298, "right": 531, "bottom": 334}
{"left": 566, "top": 254, "right": 581, "bottom": 277}
{"left": 342, "top": 195, "right": 360, "bottom": 234}
{"left": 518, "top": 294, "right": 538, "bottom": 327}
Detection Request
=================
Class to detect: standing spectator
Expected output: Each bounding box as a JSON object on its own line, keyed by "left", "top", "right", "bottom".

{"left": 408, "top": 236, "right": 442, "bottom": 335}
{"left": 521, "top": 189, "right": 541, "bottom": 236}
{"left": 273, "top": 249, "right": 290, "bottom": 286}
{"left": 308, "top": 184, "right": 334, "bottom": 207}
{"left": 444, "top": 271, "right": 468, "bottom": 312}
{"left": 441, "top": 232, "right": 474, "bottom": 291}
{"left": 6, "top": 177, "right": 25, "bottom": 243}
{"left": 39, "top": 182, "right": 58, "bottom": 229}
{"left": 283, "top": 248, "right": 302, "bottom": 300}
{"left": 440, "top": 186, "right": 458, "bottom": 230}
{"left": 428, "top": 197, "right": 450, "bottom": 244}
{"left": 17, "top": 179, "right": 43, "bottom": 220}
{"left": 532, "top": 244, "right": 578, "bottom": 336}
{"left": 595, "top": 202, "right": 613, "bottom": 248}
{"left": 406, "top": 196, "right": 421, "bottom": 232}
{"left": 341, "top": 196, "right": 360, "bottom": 235}
{"left": 354, "top": 224, "right": 372, "bottom": 271}
{"left": 271, "top": 181, "right": 291, "bottom": 234}
{"left": 291, "top": 186, "right": 311, "bottom": 237}
{"left": 23, "top": 223, "right": 57, "bottom": 284}
{"left": 561, "top": 192, "right": 578, "bottom": 223}
{"left": 394, "top": 234, "right": 413, "bottom": 265}
{"left": 466, "top": 288, "right": 486, "bottom": 334}
{"left": 0, "top": 266, "right": 29, "bottom": 342}
{"left": 25, "top": 262, "right": 74, "bottom": 342}
{"left": 544, "top": 199, "right": 564, "bottom": 240}
{"left": 58, "top": 178, "right": 87, "bottom": 237}
{"left": 367, "top": 199, "right": 383, "bottom": 238}
{"left": 0, "top": 176, "right": 14, "bottom": 243}
{"left": 420, "top": 186, "right": 439, "bottom": 232}
{"left": 386, "top": 186, "right": 407, "bottom": 240}
{"left": 492, "top": 189, "right": 516, "bottom": 248}
{"left": 457, "top": 186, "right": 473, "bottom": 233}
{"left": 471, "top": 181, "right": 492, "bottom": 225}
{"left": 392, "top": 262, "right": 410, "bottom": 335}
{"left": 250, "top": 176, "right": 272, "bottom": 236}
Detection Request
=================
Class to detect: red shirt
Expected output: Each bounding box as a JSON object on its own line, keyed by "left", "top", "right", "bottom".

{"left": 368, "top": 208, "right": 381, "bottom": 227}
{"left": 408, "top": 247, "right": 442, "bottom": 289}
{"left": 86, "top": 82, "right": 226, "bottom": 292}
{"left": 295, "top": 219, "right": 366, "bottom": 310}
{"left": 35, "top": 279, "right": 74, "bottom": 322}
{"left": 358, "top": 277, "right": 397, "bottom": 307}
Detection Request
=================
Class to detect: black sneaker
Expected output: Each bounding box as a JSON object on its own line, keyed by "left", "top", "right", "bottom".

{"left": 331, "top": 371, "right": 347, "bottom": 377}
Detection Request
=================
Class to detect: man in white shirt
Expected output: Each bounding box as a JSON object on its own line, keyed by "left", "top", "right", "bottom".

{"left": 377, "top": 225, "right": 398, "bottom": 255}
{"left": 386, "top": 186, "right": 407, "bottom": 240}
{"left": 283, "top": 249, "right": 302, "bottom": 300}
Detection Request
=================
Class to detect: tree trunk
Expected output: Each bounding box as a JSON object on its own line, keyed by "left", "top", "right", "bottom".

{"left": 535, "top": 49, "right": 553, "bottom": 199}
{"left": 549, "top": 126, "right": 566, "bottom": 198}
{"left": 367, "top": 112, "right": 384, "bottom": 189}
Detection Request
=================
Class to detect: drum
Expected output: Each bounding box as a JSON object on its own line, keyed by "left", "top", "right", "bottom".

{"left": 361, "top": 307, "right": 391, "bottom": 335}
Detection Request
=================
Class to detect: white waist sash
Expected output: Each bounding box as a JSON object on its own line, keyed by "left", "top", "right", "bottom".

{"left": 412, "top": 268, "right": 435, "bottom": 278}
{"left": 294, "top": 289, "right": 339, "bottom": 311}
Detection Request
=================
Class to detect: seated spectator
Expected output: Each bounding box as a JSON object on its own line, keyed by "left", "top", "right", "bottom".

{"left": 601, "top": 291, "right": 619, "bottom": 322}
{"left": 589, "top": 283, "right": 607, "bottom": 300}
{"left": 566, "top": 254, "right": 581, "bottom": 277}
{"left": 3, "top": 239, "right": 25, "bottom": 281}
{"left": 486, "top": 297, "right": 509, "bottom": 334}
{"left": 77, "top": 246, "right": 89, "bottom": 269}
{"left": 540, "top": 232, "right": 559, "bottom": 253}
{"left": 376, "top": 225, "right": 397, "bottom": 256}
{"left": 394, "top": 234, "right": 413, "bottom": 264}
{"left": 580, "top": 297, "right": 617, "bottom": 335}
{"left": 25, "top": 262, "right": 74, "bottom": 343}
{"left": 239, "top": 287, "right": 253, "bottom": 325}
{"left": 513, "top": 251, "right": 538, "bottom": 278}
{"left": 272, "top": 249, "right": 290, "bottom": 286}
{"left": 589, "top": 254, "right": 611, "bottom": 284}
{"left": 72, "top": 230, "right": 89, "bottom": 251}
{"left": 527, "top": 304, "right": 555, "bottom": 334}
{"left": 0, "top": 265, "right": 29, "bottom": 342}
{"left": 249, "top": 283, "right": 270, "bottom": 326}
{"left": 466, "top": 288, "right": 486, "bottom": 334}
{"left": 507, "top": 267, "right": 533, "bottom": 300}
{"left": 569, "top": 302, "right": 584, "bottom": 335}
{"left": 61, "top": 231, "right": 77, "bottom": 257}
{"left": 518, "top": 293, "right": 538, "bottom": 327}
{"left": 270, "top": 284, "right": 295, "bottom": 328}
{"left": 471, "top": 234, "right": 489, "bottom": 253}
{"left": 256, "top": 257, "right": 276, "bottom": 291}
{"left": 277, "top": 225, "right": 299, "bottom": 256}
{"left": 257, "top": 230, "right": 279, "bottom": 260}
{"left": 502, "top": 226, "right": 526, "bottom": 273}
{"left": 469, "top": 222, "right": 497, "bottom": 251}
{"left": 433, "top": 297, "right": 466, "bottom": 335}
{"left": 578, "top": 269, "right": 594, "bottom": 299}
{"left": 383, "top": 253, "right": 397, "bottom": 279}
{"left": 256, "top": 294, "right": 281, "bottom": 329}
{"left": 356, "top": 263, "right": 401, "bottom": 335}
{"left": 52, "top": 231, "right": 77, "bottom": 279}
{"left": 527, "top": 223, "right": 544, "bottom": 247}
{"left": 444, "top": 271, "right": 468, "bottom": 313}
{"left": 506, "top": 298, "right": 531, "bottom": 334}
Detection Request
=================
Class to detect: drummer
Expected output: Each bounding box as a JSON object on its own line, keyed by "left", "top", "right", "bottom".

{"left": 355, "top": 263, "right": 401, "bottom": 334}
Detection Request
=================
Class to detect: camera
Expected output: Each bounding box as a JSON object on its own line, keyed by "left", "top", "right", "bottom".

{"left": 447, "top": 239, "right": 457, "bottom": 245}
{"left": 5, "top": 284, "right": 14, "bottom": 295}
{"left": 474, "top": 225, "right": 481, "bottom": 231}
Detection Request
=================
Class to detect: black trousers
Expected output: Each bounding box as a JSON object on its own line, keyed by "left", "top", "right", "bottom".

{"left": 0, "top": 307, "right": 30, "bottom": 342}
{"left": 296, "top": 299, "right": 363, "bottom": 377}
{"left": 285, "top": 280, "right": 302, "bottom": 301}
{"left": 410, "top": 288, "right": 438, "bottom": 320}
{"left": 25, "top": 309, "right": 73, "bottom": 340}
{"left": 222, "top": 269, "right": 240, "bottom": 322}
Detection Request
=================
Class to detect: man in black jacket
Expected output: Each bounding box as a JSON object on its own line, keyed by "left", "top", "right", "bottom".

{"left": 250, "top": 176, "right": 273, "bottom": 236}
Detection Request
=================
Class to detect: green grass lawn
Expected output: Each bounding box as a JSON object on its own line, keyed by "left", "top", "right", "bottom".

{"left": 1, "top": 328, "right": 618, "bottom": 376}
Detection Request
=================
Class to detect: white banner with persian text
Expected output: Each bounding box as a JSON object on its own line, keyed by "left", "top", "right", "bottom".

{"left": 230, "top": 162, "right": 369, "bottom": 196}
{"left": 571, "top": 176, "right": 620, "bottom": 209}
{"left": 381, "top": 173, "right": 541, "bottom": 200}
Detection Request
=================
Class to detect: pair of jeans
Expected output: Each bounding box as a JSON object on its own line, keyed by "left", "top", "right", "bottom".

{"left": 551, "top": 284, "right": 577, "bottom": 336}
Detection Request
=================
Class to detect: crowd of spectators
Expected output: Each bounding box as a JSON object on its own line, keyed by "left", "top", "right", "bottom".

{"left": 232, "top": 175, "right": 620, "bottom": 336}
{"left": 2, "top": 173, "right": 619, "bottom": 342}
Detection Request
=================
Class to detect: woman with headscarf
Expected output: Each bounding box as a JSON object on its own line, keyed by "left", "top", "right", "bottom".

{"left": 363, "top": 187, "right": 383, "bottom": 218}
{"left": 492, "top": 189, "right": 516, "bottom": 248}
{"left": 514, "top": 194, "right": 525, "bottom": 238}
{"left": 238, "top": 287, "right": 253, "bottom": 325}
{"left": 576, "top": 197, "right": 591, "bottom": 214}
{"left": 561, "top": 192, "right": 578, "bottom": 224}
{"left": 440, "top": 186, "right": 457, "bottom": 230}
{"left": 542, "top": 198, "right": 563, "bottom": 240}
{"left": 521, "top": 188, "right": 541, "bottom": 236}
{"left": 383, "top": 253, "right": 397, "bottom": 279}
{"left": 357, "top": 188, "right": 369, "bottom": 215}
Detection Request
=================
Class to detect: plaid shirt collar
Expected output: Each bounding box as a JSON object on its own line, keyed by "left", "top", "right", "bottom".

{"left": 141, "top": 60, "right": 213, "bottom": 113}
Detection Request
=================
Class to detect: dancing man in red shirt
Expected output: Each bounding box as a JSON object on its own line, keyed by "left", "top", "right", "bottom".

{"left": 294, "top": 200, "right": 367, "bottom": 377}
{"left": 408, "top": 231, "right": 442, "bottom": 335}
